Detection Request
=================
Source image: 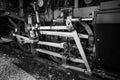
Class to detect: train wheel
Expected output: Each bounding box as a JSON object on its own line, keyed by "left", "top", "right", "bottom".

{"left": 84, "top": 0, "right": 100, "bottom": 6}
{"left": 15, "top": 21, "right": 31, "bottom": 53}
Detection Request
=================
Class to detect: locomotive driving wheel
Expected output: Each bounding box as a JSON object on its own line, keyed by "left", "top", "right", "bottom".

{"left": 50, "top": 21, "right": 94, "bottom": 67}
{"left": 14, "top": 21, "right": 32, "bottom": 53}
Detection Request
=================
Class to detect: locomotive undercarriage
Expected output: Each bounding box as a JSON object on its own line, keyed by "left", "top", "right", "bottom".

{"left": 1, "top": 0, "right": 120, "bottom": 79}
{"left": 12, "top": 13, "right": 95, "bottom": 75}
